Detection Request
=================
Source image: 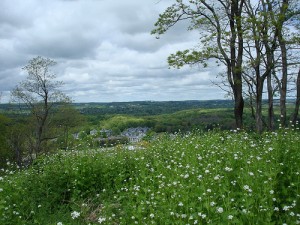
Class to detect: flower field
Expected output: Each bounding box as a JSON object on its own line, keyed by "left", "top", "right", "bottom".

{"left": 0, "top": 129, "right": 299, "bottom": 224}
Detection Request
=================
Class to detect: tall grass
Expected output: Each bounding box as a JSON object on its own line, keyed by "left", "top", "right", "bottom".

{"left": 0, "top": 128, "right": 299, "bottom": 224}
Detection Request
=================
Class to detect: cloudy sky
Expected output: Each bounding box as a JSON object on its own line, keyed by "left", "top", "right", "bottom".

{"left": 0, "top": 0, "right": 225, "bottom": 103}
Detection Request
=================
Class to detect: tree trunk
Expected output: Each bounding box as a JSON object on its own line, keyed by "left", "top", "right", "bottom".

{"left": 36, "top": 124, "right": 43, "bottom": 154}
{"left": 230, "top": 0, "right": 245, "bottom": 129}
{"left": 291, "top": 68, "right": 300, "bottom": 125}
{"left": 278, "top": 0, "right": 289, "bottom": 127}
{"left": 255, "top": 78, "right": 264, "bottom": 133}
{"left": 233, "top": 83, "right": 244, "bottom": 129}
{"left": 267, "top": 73, "right": 275, "bottom": 130}
{"left": 279, "top": 34, "right": 288, "bottom": 127}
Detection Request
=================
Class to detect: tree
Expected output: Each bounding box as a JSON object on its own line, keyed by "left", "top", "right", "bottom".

{"left": 267, "top": 0, "right": 300, "bottom": 127}
{"left": 0, "top": 114, "right": 12, "bottom": 168}
{"left": 152, "top": 0, "right": 245, "bottom": 129}
{"left": 291, "top": 67, "right": 300, "bottom": 125}
{"left": 11, "top": 56, "right": 70, "bottom": 155}
{"left": 152, "top": 0, "right": 300, "bottom": 131}
{"left": 52, "top": 105, "right": 86, "bottom": 150}
{"left": 241, "top": 0, "right": 280, "bottom": 132}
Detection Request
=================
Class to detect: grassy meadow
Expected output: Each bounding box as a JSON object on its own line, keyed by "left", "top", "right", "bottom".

{"left": 0, "top": 127, "right": 300, "bottom": 224}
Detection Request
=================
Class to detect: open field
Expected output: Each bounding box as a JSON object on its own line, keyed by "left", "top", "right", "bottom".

{"left": 0, "top": 128, "right": 299, "bottom": 224}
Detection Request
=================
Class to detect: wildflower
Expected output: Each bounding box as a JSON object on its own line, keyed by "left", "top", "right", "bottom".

{"left": 214, "top": 175, "right": 220, "bottom": 180}
{"left": 98, "top": 217, "right": 106, "bottom": 223}
{"left": 0, "top": 188, "right": 3, "bottom": 192}
{"left": 178, "top": 202, "right": 184, "bottom": 207}
{"left": 216, "top": 207, "right": 224, "bottom": 213}
{"left": 150, "top": 213, "right": 154, "bottom": 219}
{"left": 270, "top": 190, "right": 274, "bottom": 194}
{"left": 224, "top": 167, "right": 233, "bottom": 172}
{"left": 243, "top": 185, "right": 252, "bottom": 192}
{"left": 228, "top": 215, "right": 233, "bottom": 220}
{"left": 57, "top": 223, "right": 63, "bottom": 225}
{"left": 210, "top": 201, "right": 216, "bottom": 206}
{"left": 194, "top": 220, "right": 198, "bottom": 224}
{"left": 71, "top": 211, "right": 80, "bottom": 219}
{"left": 184, "top": 174, "right": 189, "bottom": 179}
{"left": 181, "top": 214, "right": 187, "bottom": 218}
{"left": 283, "top": 206, "right": 290, "bottom": 211}
{"left": 0, "top": 176, "right": 3, "bottom": 181}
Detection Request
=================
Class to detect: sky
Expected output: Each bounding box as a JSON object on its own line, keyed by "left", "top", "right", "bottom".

{"left": 0, "top": 0, "right": 226, "bottom": 103}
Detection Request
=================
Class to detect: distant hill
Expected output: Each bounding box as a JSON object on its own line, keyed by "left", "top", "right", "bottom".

{"left": 73, "top": 100, "right": 235, "bottom": 116}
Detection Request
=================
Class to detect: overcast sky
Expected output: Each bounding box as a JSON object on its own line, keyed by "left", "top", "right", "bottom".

{"left": 0, "top": 0, "right": 226, "bottom": 103}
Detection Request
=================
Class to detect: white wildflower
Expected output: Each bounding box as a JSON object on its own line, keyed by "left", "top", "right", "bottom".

{"left": 216, "top": 207, "right": 224, "bottom": 213}
{"left": 184, "top": 174, "right": 189, "bottom": 179}
{"left": 71, "top": 211, "right": 80, "bottom": 219}
{"left": 225, "top": 167, "right": 233, "bottom": 172}
{"left": 214, "top": 175, "right": 220, "bottom": 180}
{"left": 98, "top": 217, "right": 106, "bottom": 223}
{"left": 283, "top": 206, "right": 290, "bottom": 211}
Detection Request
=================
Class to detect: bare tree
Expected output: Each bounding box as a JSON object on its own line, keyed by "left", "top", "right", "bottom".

{"left": 11, "top": 56, "right": 70, "bottom": 155}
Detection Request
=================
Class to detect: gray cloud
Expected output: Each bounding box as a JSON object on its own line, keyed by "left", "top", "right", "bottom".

{"left": 0, "top": 0, "right": 224, "bottom": 103}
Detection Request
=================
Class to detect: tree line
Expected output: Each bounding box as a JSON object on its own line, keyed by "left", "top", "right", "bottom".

{"left": 152, "top": 0, "right": 300, "bottom": 132}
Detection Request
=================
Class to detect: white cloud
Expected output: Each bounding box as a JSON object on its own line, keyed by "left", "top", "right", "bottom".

{"left": 0, "top": 0, "right": 224, "bottom": 103}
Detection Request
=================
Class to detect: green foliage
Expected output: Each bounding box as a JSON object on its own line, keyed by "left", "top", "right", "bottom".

{"left": 1, "top": 129, "right": 299, "bottom": 224}
{"left": 0, "top": 114, "right": 11, "bottom": 168}
{"left": 100, "top": 115, "right": 147, "bottom": 133}
{"left": 168, "top": 49, "right": 219, "bottom": 69}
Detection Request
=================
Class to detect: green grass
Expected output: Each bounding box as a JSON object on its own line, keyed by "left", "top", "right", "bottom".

{"left": 0, "top": 128, "right": 300, "bottom": 224}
